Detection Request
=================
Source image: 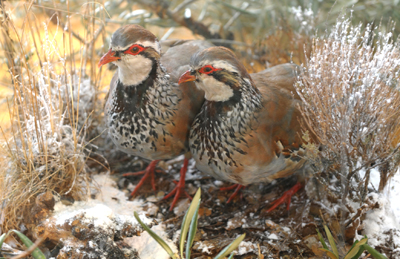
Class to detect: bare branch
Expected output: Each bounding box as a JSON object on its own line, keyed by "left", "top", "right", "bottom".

{"left": 134, "top": 0, "right": 221, "bottom": 40}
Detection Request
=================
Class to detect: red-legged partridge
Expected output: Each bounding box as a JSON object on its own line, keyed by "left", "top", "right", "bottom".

{"left": 98, "top": 25, "right": 212, "bottom": 209}
{"left": 179, "top": 46, "right": 314, "bottom": 212}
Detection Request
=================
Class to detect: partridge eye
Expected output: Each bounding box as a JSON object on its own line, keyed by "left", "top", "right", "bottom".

{"left": 199, "top": 65, "right": 220, "bottom": 74}
{"left": 124, "top": 45, "right": 144, "bottom": 55}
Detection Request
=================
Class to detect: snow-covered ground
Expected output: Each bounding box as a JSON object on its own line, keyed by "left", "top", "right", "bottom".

{"left": 360, "top": 168, "right": 400, "bottom": 255}
{"left": 386, "top": 169, "right": 400, "bottom": 223}
{"left": 49, "top": 174, "right": 178, "bottom": 259}
{"left": 48, "top": 167, "right": 400, "bottom": 258}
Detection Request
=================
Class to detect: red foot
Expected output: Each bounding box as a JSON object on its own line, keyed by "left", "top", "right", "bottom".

{"left": 267, "top": 182, "right": 302, "bottom": 213}
{"left": 220, "top": 184, "right": 245, "bottom": 203}
{"left": 123, "top": 160, "right": 160, "bottom": 198}
{"left": 163, "top": 158, "right": 192, "bottom": 211}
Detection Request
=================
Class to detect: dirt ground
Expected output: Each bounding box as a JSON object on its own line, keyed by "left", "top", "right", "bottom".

{"left": 97, "top": 147, "right": 325, "bottom": 259}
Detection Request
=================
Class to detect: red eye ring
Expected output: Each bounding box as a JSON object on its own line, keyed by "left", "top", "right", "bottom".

{"left": 199, "top": 65, "right": 221, "bottom": 74}
{"left": 124, "top": 44, "right": 146, "bottom": 55}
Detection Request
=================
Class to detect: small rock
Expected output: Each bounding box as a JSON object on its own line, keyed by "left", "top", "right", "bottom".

{"left": 173, "top": 199, "right": 190, "bottom": 216}
{"left": 265, "top": 220, "right": 279, "bottom": 230}
{"left": 302, "top": 234, "right": 320, "bottom": 250}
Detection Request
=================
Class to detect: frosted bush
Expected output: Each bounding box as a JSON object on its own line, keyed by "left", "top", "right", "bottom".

{"left": 296, "top": 15, "right": 400, "bottom": 203}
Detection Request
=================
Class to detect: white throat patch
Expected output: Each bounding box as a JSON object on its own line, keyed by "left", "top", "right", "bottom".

{"left": 197, "top": 74, "right": 234, "bottom": 102}
{"left": 116, "top": 55, "right": 153, "bottom": 86}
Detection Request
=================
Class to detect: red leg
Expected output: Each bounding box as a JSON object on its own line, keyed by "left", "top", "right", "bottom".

{"left": 267, "top": 182, "right": 302, "bottom": 213}
{"left": 163, "top": 158, "right": 191, "bottom": 211}
{"left": 123, "top": 160, "right": 160, "bottom": 198}
{"left": 221, "top": 184, "right": 245, "bottom": 203}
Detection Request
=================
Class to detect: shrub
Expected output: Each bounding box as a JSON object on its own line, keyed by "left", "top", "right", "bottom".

{"left": 296, "top": 15, "right": 400, "bottom": 204}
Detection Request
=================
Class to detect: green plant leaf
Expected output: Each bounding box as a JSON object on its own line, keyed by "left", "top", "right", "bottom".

{"left": 133, "top": 212, "right": 177, "bottom": 259}
{"left": 324, "top": 225, "right": 339, "bottom": 258}
{"left": 228, "top": 253, "right": 234, "bottom": 259}
{"left": 0, "top": 233, "right": 7, "bottom": 251}
{"left": 346, "top": 239, "right": 359, "bottom": 256}
{"left": 11, "top": 230, "right": 46, "bottom": 259}
{"left": 344, "top": 237, "right": 368, "bottom": 259}
{"left": 350, "top": 246, "right": 365, "bottom": 259}
{"left": 180, "top": 188, "right": 201, "bottom": 258}
{"left": 363, "top": 244, "right": 389, "bottom": 259}
{"left": 185, "top": 194, "right": 201, "bottom": 259}
{"left": 316, "top": 228, "right": 329, "bottom": 250}
{"left": 319, "top": 248, "right": 339, "bottom": 259}
{"left": 0, "top": 232, "right": 8, "bottom": 259}
{"left": 214, "top": 233, "right": 246, "bottom": 259}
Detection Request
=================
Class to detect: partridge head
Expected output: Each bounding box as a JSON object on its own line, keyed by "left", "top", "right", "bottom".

{"left": 99, "top": 25, "right": 162, "bottom": 87}
{"left": 179, "top": 46, "right": 315, "bottom": 211}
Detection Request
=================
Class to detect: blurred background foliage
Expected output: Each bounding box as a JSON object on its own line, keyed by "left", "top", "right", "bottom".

{"left": 1, "top": 0, "right": 399, "bottom": 144}
{"left": 1, "top": 0, "right": 400, "bottom": 146}
{"left": 2, "top": 0, "right": 400, "bottom": 80}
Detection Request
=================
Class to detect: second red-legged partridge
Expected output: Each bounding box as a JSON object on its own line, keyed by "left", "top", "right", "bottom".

{"left": 179, "top": 46, "right": 315, "bottom": 212}
{"left": 98, "top": 25, "right": 212, "bottom": 209}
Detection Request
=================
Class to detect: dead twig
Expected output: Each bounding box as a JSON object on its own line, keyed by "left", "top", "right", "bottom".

{"left": 10, "top": 237, "right": 45, "bottom": 259}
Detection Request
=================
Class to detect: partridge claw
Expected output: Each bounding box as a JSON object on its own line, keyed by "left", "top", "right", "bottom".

{"left": 267, "top": 182, "right": 302, "bottom": 213}
{"left": 163, "top": 158, "right": 191, "bottom": 211}
{"left": 123, "top": 160, "right": 160, "bottom": 198}
{"left": 221, "top": 184, "right": 245, "bottom": 203}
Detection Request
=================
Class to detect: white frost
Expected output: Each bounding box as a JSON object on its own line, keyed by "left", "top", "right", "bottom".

{"left": 52, "top": 173, "right": 177, "bottom": 259}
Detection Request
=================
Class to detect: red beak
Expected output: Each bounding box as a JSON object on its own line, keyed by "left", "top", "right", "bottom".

{"left": 98, "top": 49, "right": 121, "bottom": 68}
{"left": 178, "top": 70, "right": 196, "bottom": 84}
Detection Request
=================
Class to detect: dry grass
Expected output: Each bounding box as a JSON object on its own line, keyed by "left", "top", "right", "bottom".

{"left": 0, "top": 2, "right": 106, "bottom": 234}
{"left": 295, "top": 16, "right": 400, "bottom": 203}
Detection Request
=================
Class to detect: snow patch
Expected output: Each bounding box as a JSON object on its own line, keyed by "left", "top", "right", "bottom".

{"left": 387, "top": 169, "right": 400, "bottom": 223}
{"left": 267, "top": 233, "right": 279, "bottom": 240}
{"left": 362, "top": 192, "right": 400, "bottom": 255}
{"left": 236, "top": 241, "right": 258, "bottom": 255}
{"left": 195, "top": 241, "right": 214, "bottom": 254}
{"left": 51, "top": 173, "right": 177, "bottom": 259}
{"left": 125, "top": 224, "right": 178, "bottom": 259}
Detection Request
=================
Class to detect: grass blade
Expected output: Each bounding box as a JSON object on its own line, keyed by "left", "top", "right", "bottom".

{"left": 185, "top": 194, "right": 201, "bottom": 259}
{"left": 180, "top": 188, "right": 201, "bottom": 258}
{"left": 346, "top": 239, "right": 359, "bottom": 256}
{"left": 0, "top": 233, "right": 7, "bottom": 250}
{"left": 319, "top": 248, "right": 339, "bottom": 259}
{"left": 350, "top": 245, "right": 366, "bottom": 259}
{"left": 11, "top": 230, "right": 45, "bottom": 259}
{"left": 133, "top": 212, "right": 177, "bottom": 259}
{"left": 363, "top": 244, "right": 389, "bottom": 259}
{"left": 316, "top": 228, "right": 329, "bottom": 250}
{"left": 179, "top": 207, "right": 190, "bottom": 258}
{"left": 324, "top": 225, "right": 339, "bottom": 258}
{"left": 344, "top": 237, "right": 367, "bottom": 259}
{"left": 214, "top": 233, "right": 246, "bottom": 259}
